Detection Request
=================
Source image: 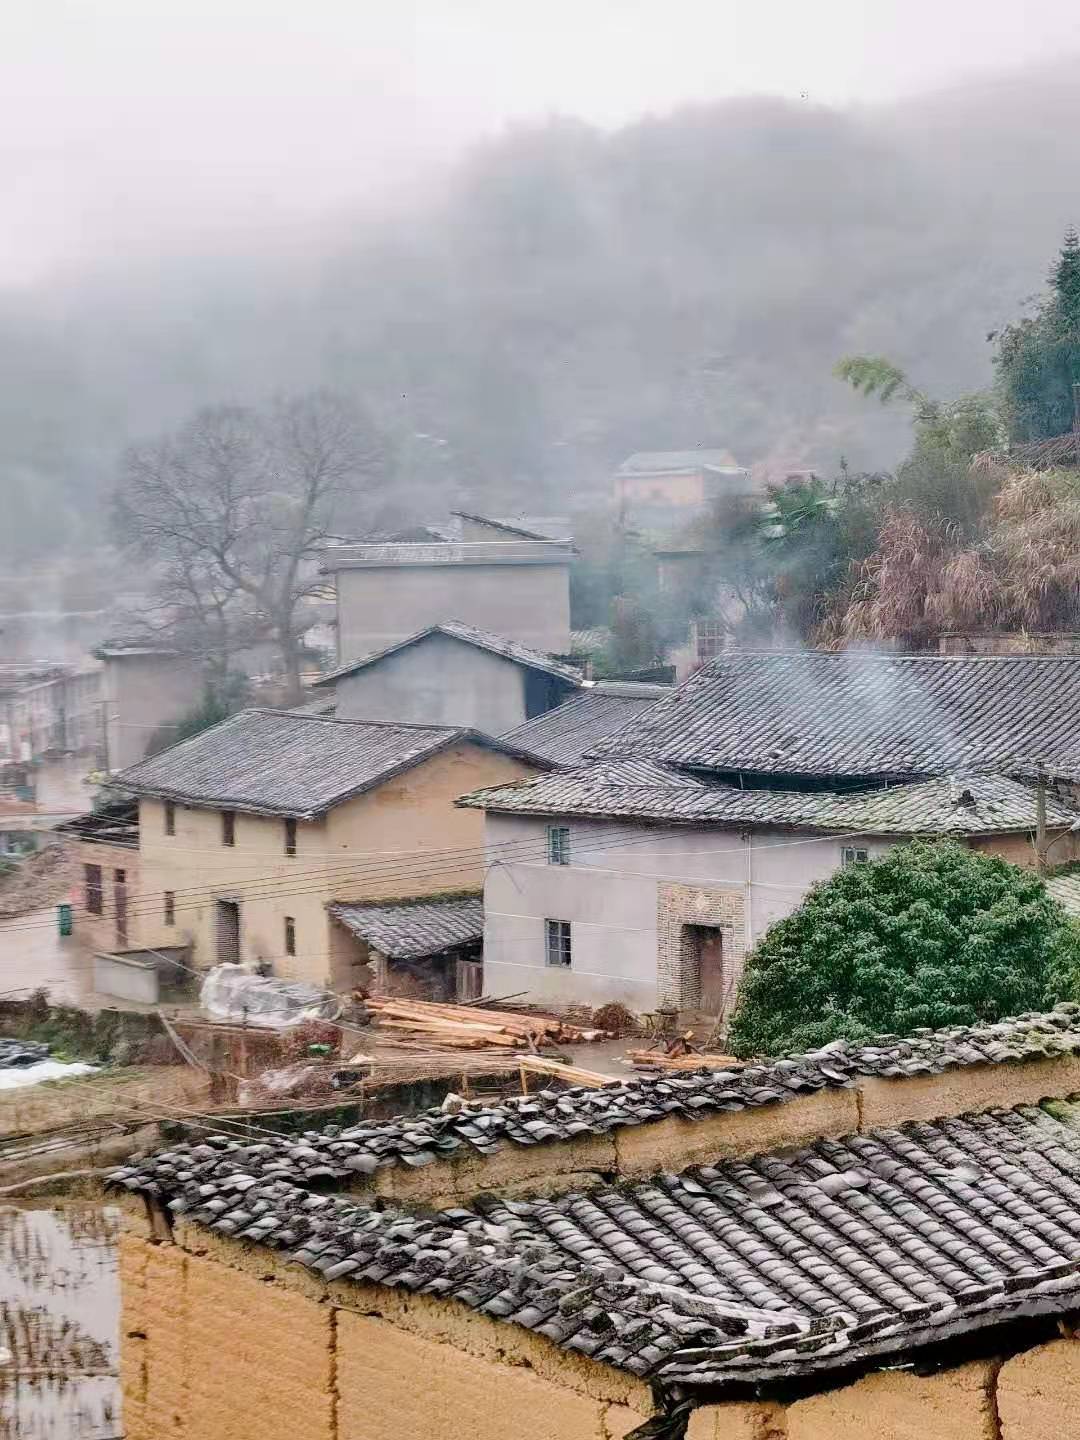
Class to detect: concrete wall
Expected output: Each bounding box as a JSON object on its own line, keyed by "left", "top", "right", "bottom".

{"left": 135, "top": 742, "right": 539, "bottom": 986}
{"left": 118, "top": 1211, "right": 1080, "bottom": 1440}
{"left": 480, "top": 816, "right": 1063, "bottom": 1011}
{"left": 333, "top": 632, "right": 553, "bottom": 732}
{"left": 480, "top": 815, "right": 896, "bottom": 1010}
{"left": 335, "top": 558, "right": 571, "bottom": 662}
{"left": 103, "top": 653, "right": 205, "bottom": 771}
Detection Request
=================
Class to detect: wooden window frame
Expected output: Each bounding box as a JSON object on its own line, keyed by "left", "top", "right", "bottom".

{"left": 164, "top": 801, "right": 176, "bottom": 836}
{"left": 544, "top": 918, "right": 572, "bottom": 968}
{"left": 284, "top": 915, "right": 296, "bottom": 957}
{"left": 164, "top": 890, "right": 176, "bottom": 926}
{"left": 547, "top": 825, "right": 570, "bottom": 866}
{"left": 284, "top": 817, "right": 297, "bottom": 857}
{"left": 222, "top": 811, "right": 236, "bottom": 847}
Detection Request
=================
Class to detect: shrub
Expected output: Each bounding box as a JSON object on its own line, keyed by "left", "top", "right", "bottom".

{"left": 728, "top": 840, "right": 1080, "bottom": 1058}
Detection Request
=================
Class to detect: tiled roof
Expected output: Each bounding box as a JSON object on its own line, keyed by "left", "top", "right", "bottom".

{"left": 312, "top": 622, "right": 583, "bottom": 689}
{"left": 329, "top": 895, "right": 483, "bottom": 960}
{"left": 1046, "top": 871, "right": 1080, "bottom": 916}
{"left": 112, "top": 1007, "right": 1080, "bottom": 1195}
{"left": 594, "top": 651, "right": 1080, "bottom": 780}
{"left": 497, "top": 685, "right": 670, "bottom": 768}
{"left": 115, "top": 709, "right": 523, "bottom": 819}
{"left": 109, "top": 1007, "right": 1080, "bottom": 1390}
{"left": 458, "top": 768, "right": 1075, "bottom": 836}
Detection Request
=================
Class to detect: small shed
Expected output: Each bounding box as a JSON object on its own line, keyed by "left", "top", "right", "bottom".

{"left": 330, "top": 895, "right": 484, "bottom": 1002}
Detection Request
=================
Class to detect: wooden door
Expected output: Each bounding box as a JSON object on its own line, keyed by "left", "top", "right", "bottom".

{"left": 697, "top": 927, "right": 726, "bottom": 1013}
{"left": 216, "top": 900, "right": 240, "bottom": 963}
{"left": 456, "top": 958, "right": 483, "bottom": 1002}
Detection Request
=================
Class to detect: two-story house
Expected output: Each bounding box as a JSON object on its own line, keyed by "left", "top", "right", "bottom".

{"left": 104, "top": 708, "right": 544, "bottom": 992}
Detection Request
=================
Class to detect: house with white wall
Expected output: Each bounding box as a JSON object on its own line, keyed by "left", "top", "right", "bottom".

{"left": 459, "top": 762, "right": 1078, "bottom": 1016}
{"left": 457, "top": 650, "right": 1080, "bottom": 1016}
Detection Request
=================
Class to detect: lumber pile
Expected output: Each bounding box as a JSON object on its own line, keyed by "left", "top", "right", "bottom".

{"left": 626, "top": 1033, "right": 741, "bottom": 1074}
{"left": 366, "top": 996, "right": 607, "bottom": 1050}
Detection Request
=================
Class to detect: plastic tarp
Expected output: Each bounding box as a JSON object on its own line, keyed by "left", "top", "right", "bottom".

{"left": 0, "top": 1060, "right": 98, "bottom": 1091}
{"left": 199, "top": 963, "right": 340, "bottom": 1029}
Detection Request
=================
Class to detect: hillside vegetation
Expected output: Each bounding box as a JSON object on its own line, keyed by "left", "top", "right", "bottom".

{"left": 7, "top": 59, "right": 1080, "bottom": 563}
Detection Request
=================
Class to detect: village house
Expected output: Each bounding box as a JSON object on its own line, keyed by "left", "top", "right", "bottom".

{"left": 96, "top": 708, "right": 544, "bottom": 992}
{"left": 0, "top": 658, "right": 102, "bottom": 764}
{"left": 322, "top": 527, "right": 575, "bottom": 666}
{"left": 455, "top": 652, "right": 1080, "bottom": 1013}
{"left": 613, "top": 449, "right": 752, "bottom": 529}
{"left": 313, "top": 621, "right": 582, "bottom": 734}
{"left": 460, "top": 765, "right": 1078, "bottom": 1012}
{"left": 111, "top": 1004, "right": 1080, "bottom": 1440}
{"left": 94, "top": 641, "right": 207, "bottom": 772}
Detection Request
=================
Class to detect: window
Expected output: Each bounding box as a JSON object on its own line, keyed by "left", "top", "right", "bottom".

{"left": 164, "top": 801, "right": 175, "bottom": 836}
{"left": 545, "top": 919, "right": 572, "bottom": 968}
{"left": 164, "top": 891, "right": 175, "bottom": 926}
{"left": 284, "top": 915, "right": 296, "bottom": 957}
{"left": 694, "top": 620, "right": 726, "bottom": 663}
{"left": 222, "top": 810, "right": 235, "bottom": 847}
{"left": 84, "top": 863, "right": 103, "bottom": 915}
{"left": 842, "top": 846, "right": 870, "bottom": 867}
{"left": 284, "top": 817, "right": 297, "bottom": 857}
{"left": 547, "top": 825, "right": 570, "bottom": 865}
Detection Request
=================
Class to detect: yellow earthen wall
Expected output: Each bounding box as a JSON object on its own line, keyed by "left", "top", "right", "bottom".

{"left": 134, "top": 741, "right": 538, "bottom": 985}
{"left": 67, "top": 835, "right": 141, "bottom": 951}
{"left": 119, "top": 1220, "right": 1080, "bottom": 1440}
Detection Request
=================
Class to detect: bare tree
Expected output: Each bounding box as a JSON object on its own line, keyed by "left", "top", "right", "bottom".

{"left": 114, "top": 391, "right": 383, "bottom": 702}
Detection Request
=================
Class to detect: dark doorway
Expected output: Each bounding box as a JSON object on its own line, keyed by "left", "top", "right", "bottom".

{"left": 216, "top": 900, "right": 240, "bottom": 963}
{"left": 114, "top": 869, "right": 128, "bottom": 948}
{"left": 682, "top": 924, "right": 726, "bottom": 1013}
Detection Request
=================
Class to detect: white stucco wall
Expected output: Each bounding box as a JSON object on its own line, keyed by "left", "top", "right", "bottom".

{"left": 480, "top": 814, "right": 896, "bottom": 1010}
{"left": 333, "top": 634, "right": 534, "bottom": 733}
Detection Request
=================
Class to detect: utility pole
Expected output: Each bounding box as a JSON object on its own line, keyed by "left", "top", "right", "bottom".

{"left": 1036, "top": 763, "right": 1048, "bottom": 875}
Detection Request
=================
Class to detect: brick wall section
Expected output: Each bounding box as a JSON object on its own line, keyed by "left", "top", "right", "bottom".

{"left": 656, "top": 881, "right": 745, "bottom": 1009}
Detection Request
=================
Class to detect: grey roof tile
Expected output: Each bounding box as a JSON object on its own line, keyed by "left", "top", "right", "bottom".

{"left": 458, "top": 767, "right": 1075, "bottom": 836}
{"left": 313, "top": 621, "right": 583, "bottom": 689}
{"left": 497, "top": 685, "right": 671, "bottom": 768}
{"left": 116, "top": 708, "right": 531, "bottom": 819}
{"left": 592, "top": 651, "right": 1080, "bottom": 780}
{"left": 108, "top": 1021, "right": 1080, "bottom": 1391}
{"left": 329, "top": 895, "right": 483, "bottom": 960}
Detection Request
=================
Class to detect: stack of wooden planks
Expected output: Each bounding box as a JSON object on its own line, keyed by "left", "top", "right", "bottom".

{"left": 626, "top": 1034, "right": 742, "bottom": 1074}
{"left": 366, "top": 996, "right": 607, "bottom": 1050}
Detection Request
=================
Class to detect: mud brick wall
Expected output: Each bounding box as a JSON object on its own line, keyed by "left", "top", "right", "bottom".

{"left": 118, "top": 1208, "right": 1080, "bottom": 1440}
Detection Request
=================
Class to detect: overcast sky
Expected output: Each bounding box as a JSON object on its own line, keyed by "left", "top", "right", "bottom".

{"left": 5, "top": 0, "right": 1080, "bottom": 283}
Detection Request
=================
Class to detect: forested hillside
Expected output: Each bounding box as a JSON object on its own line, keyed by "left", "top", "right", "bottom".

{"left": 5, "top": 58, "right": 1080, "bottom": 560}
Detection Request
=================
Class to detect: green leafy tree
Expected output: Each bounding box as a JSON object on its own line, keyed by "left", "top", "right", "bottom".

{"left": 994, "top": 228, "right": 1080, "bottom": 443}
{"left": 728, "top": 841, "right": 1080, "bottom": 1058}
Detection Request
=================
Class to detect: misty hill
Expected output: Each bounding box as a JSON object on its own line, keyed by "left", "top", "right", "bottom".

{"left": 5, "top": 57, "right": 1080, "bottom": 562}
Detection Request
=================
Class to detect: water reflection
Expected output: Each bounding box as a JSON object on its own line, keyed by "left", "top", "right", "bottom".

{"left": 0, "top": 1205, "right": 120, "bottom": 1440}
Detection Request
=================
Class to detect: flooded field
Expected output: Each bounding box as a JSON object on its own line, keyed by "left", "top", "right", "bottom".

{"left": 0, "top": 1205, "right": 120, "bottom": 1440}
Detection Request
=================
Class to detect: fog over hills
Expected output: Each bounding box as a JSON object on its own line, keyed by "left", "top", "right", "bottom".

{"left": 5, "top": 56, "right": 1080, "bottom": 561}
